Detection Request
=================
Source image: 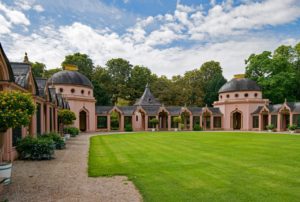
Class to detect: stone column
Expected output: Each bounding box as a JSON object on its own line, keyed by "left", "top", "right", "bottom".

{"left": 45, "top": 104, "right": 50, "bottom": 132}
{"left": 258, "top": 115, "right": 262, "bottom": 131}
{"left": 107, "top": 115, "right": 111, "bottom": 131}
{"left": 131, "top": 115, "right": 135, "bottom": 131}
{"left": 29, "top": 113, "right": 37, "bottom": 136}
{"left": 277, "top": 113, "right": 281, "bottom": 132}
{"left": 199, "top": 115, "right": 202, "bottom": 128}
{"left": 168, "top": 115, "right": 171, "bottom": 131}
{"left": 145, "top": 115, "right": 148, "bottom": 131}
{"left": 156, "top": 115, "right": 159, "bottom": 131}
{"left": 189, "top": 115, "right": 193, "bottom": 131}
{"left": 290, "top": 112, "right": 293, "bottom": 127}
{"left": 40, "top": 103, "right": 45, "bottom": 134}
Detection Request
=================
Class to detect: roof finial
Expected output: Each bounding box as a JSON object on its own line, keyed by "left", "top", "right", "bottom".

{"left": 205, "top": 104, "right": 208, "bottom": 108}
{"left": 284, "top": 98, "right": 287, "bottom": 103}
{"left": 23, "top": 52, "right": 29, "bottom": 63}
{"left": 146, "top": 83, "right": 149, "bottom": 88}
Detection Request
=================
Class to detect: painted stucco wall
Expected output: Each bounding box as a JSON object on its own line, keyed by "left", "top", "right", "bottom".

{"left": 53, "top": 84, "right": 96, "bottom": 132}
{"left": 214, "top": 90, "right": 267, "bottom": 130}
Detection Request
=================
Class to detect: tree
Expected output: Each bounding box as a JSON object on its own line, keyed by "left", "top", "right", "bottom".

{"left": 44, "top": 68, "right": 62, "bottom": 79}
{"left": 245, "top": 44, "right": 298, "bottom": 103}
{"left": 62, "top": 53, "right": 94, "bottom": 80}
{"left": 173, "top": 116, "right": 182, "bottom": 130}
{"left": 0, "top": 91, "right": 35, "bottom": 160}
{"left": 91, "top": 66, "right": 113, "bottom": 105}
{"left": 128, "top": 65, "right": 154, "bottom": 103}
{"left": 58, "top": 109, "right": 76, "bottom": 135}
{"left": 106, "top": 58, "right": 132, "bottom": 103}
{"left": 149, "top": 118, "right": 159, "bottom": 129}
{"left": 199, "top": 61, "right": 227, "bottom": 106}
{"left": 31, "top": 62, "right": 46, "bottom": 77}
{"left": 58, "top": 109, "right": 76, "bottom": 125}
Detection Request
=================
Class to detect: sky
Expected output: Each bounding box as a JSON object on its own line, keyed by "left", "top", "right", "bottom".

{"left": 0, "top": 0, "right": 300, "bottom": 79}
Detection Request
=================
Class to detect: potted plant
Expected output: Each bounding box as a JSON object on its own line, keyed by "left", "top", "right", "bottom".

{"left": 0, "top": 91, "right": 35, "bottom": 184}
{"left": 58, "top": 109, "right": 76, "bottom": 138}
{"left": 149, "top": 118, "right": 159, "bottom": 131}
{"left": 266, "top": 124, "right": 275, "bottom": 132}
{"left": 173, "top": 116, "right": 182, "bottom": 131}
{"left": 288, "top": 124, "right": 297, "bottom": 134}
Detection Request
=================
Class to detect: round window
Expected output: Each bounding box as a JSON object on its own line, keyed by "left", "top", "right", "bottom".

{"left": 59, "top": 88, "right": 63, "bottom": 93}
{"left": 244, "top": 93, "right": 249, "bottom": 97}
{"left": 254, "top": 93, "right": 258, "bottom": 97}
{"left": 235, "top": 94, "right": 239, "bottom": 98}
{"left": 226, "top": 94, "right": 230, "bottom": 98}
{"left": 71, "top": 89, "right": 75, "bottom": 93}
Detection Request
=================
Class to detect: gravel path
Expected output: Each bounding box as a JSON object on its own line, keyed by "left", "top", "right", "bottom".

{"left": 0, "top": 134, "right": 142, "bottom": 202}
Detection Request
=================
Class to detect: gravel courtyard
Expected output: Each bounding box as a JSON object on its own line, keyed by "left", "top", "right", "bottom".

{"left": 0, "top": 133, "right": 142, "bottom": 202}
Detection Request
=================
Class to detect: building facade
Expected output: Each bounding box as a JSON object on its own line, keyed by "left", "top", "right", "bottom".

{"left": 1, "top": 44, "right": 300, "bottom": 161}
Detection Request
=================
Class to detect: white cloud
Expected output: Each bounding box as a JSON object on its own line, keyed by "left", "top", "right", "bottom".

{"left": 0, "top": 2, "right": 30, "bottom": 26}
{"left": 33, "top": 4, "right": 44, "bottom": 12}
{"left": 1, "top": 0, "right": 300, "bottom": 80}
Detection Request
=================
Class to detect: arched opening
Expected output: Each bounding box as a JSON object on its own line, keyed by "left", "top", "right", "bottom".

{"left": 159, "top": 110, "right": 168, "bottom": 130}
{"left": 280, "top": 107, "right": 290, "bottom": 131}
{"left": 79, "top": 110, "right": 87, "bottom": 132}
{"left": 261, "top": 109, "right": 269, "bottom": 130}
{"left": 181, "top": 110, "right": 191, "bottom": 130}
{"left": 137, "top": 109, "right": 146, "bottom": 131}
{"left": 110, "top": 110, "right": 122, "bottom": 131}
{"left": 232, "top": 111, "right": 242, "bottom": 130}
{"left": 202, "top": 112, "right": 211, "bottom": 130}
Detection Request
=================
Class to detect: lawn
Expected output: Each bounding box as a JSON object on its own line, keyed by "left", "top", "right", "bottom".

{"left": 88, "top": 132, "right": 300, "bottom": 202}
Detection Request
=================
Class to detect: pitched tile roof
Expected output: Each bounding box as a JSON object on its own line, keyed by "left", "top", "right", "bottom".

{"left": 134, "top": 84, "right": 161, "bottom": 106}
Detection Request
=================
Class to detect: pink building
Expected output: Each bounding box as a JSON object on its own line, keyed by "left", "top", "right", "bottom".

{"left": 1, "top": 43, "right": 300, "bottom": 162}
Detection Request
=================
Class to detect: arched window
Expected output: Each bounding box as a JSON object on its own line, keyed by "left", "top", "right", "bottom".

{"left": 254, "top": 93, "right": 258, "bottom": 97}
{"left": 59, "top": 88, "right": 63, "bottom": 93}
{"left": 71, "top": 89, "right": 75, "bottom": 93}
{"left": 226, "top": 94, "right": 230, "bottom": 98}
{"left": 235, "top": 94, "right": 239, "bottom": 98}
{"left": 81, "top": 90, "right": 84, "bottom": 95}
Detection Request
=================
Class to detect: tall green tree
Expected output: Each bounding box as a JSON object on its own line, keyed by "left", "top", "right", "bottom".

{"left": 199, "top": 61, "right": 227, "bottom": 106}
{"left": 62, "top": 53, "right": 94, "bottom": 80}
{"left": 106, "top": 58, "right": 132, "bottom": 104}
{"left": 91, "top": 66, "right": 113, "bottom": 105}
{"left": 128, "top": 65, "right": 155, "bottom": 103}
{"left": 245, "top": 44, "right": 298, "bottom": 103}
{"left": 31, "top": 62, "right": 46, "bottom": 77}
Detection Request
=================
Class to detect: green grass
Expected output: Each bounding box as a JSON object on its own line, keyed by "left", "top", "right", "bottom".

{"left": 88, "top": 132, "right": 300, "bottom": 202}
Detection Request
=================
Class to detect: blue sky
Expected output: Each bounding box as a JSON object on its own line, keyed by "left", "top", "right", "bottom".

{"left": 0, "top": 0, "right": 299, "bottom": 78}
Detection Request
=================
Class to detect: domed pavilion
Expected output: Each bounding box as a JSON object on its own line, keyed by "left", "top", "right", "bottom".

{"left": 48, "top": 69, "right": 96, "bottom": 132}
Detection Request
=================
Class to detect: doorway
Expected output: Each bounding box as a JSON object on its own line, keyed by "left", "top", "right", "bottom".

{"left": 232, "top": 111, "right": 242, "bottom": 130}
{"left": 79, "top": 111, "right": 87, "bottom": 132}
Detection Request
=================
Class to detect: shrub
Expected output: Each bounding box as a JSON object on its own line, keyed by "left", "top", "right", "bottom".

{"left": 173, "top": 116, "right": 182, "bottom": 128}
{"left": 0, "top": 91, "right": 35, "bottom": 158}
{"left": 64, "top": 127, "right": 80, "bottom": 137}
{"left": 149, "top": 118, "right": 159, "bottom": 128}
{"left": 193, "top": 124, "right": 202, "bottom": 131}
{"left": 266, "top": 124, "right": 275, "bottom": 130}
{"left": 16, "top": 136, "right": 55, "bottom": 160}
{"left": 125, "top": 124, "right": 133, "bottom": 132}
{"left": 58, "top": 109, "right": 76, "bottom": 125}
{"left": 41, "top": 132, "right": 65, "bottom": 150}
{"left": 288, "top": 124, "right": 297, "bottom": 131}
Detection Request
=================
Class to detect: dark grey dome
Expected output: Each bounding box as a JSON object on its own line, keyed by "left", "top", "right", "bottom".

{"left": 48, "top": 70, "right": 93, "bottom": 88}
{"left": 218, "top": 78, "right": 260, "bottom": 93}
